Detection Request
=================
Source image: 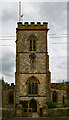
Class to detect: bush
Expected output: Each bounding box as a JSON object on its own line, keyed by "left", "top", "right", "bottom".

{"left": 19, "top": 101, "right": 28, "bottom": 108}
{"left": 46, "top": 101, "right": 57, "bottom": 108}
{"left": 63, "top": 104, "right": 69, "bottom": 107}
{"left": 14, "top": 109, "right": 16, "bottom": 117}
{"left": 15, "top": 101, "right": 28, "bottom": 109}
{"left": 48, "top": 112, "right": 52, "bottom": 117}
{"left": 57, "top": 105, "right": 64, "bottom": 108}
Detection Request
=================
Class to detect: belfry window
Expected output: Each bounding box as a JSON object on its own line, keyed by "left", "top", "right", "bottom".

{"left": 30, "top": 39, "right": 36, "bottom": 51}
{"left": 30, "top": 40, "right": 32, "bottom": 51}
{"left": 33, "top": 40, "right": 36, "bottom": 51}
{"left": 28, "top": 34, "right": 38, "bottom": 51}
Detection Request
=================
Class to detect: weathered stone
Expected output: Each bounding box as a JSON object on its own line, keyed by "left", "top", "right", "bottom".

{"left": 16, "top": 104, "right": 23, "bottom": 117}
{"left": 15, "top": 22, "right": 51, "bottom": 112}
{"left": 42, "top": 105, "right": 48, "bottom": 117}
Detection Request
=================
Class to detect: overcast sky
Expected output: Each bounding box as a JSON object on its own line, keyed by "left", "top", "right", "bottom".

{"left": 0, "top": 0, "right": 68, "bottom": 84}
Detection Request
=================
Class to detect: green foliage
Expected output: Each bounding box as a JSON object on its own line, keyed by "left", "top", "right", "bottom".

{"left": 19, "top": 100, "right": 28, "bottom": 108}
{"left": 46, "top": 101, "right": 57, "bottom": 108}
{"left": 63, "top": 104, "right": 69, "bottom": 107}
{"left": 24, "top": 108, "right": 27, "bottom": 112}
{"left": 57, "top": 106, "right": 64, "bottom": 108}
{"left": 48, "top": 112, "right": 52, "bottom": 117}
{"left": 67, "top": 109, "right": 69, "bottom": 113}
{"left": 2, "top": 80, "right": 8, "bottom": 86}
{"left": 15, "top": 101, "right": 28, "bottom": 109}
{"left": 14, "top": 109, "right": 16, "bottom": 117}
{"left": 15, "top": 103, "right": 18, "bottom": 109}
{"left": 60, "top": 110, "right": 65, "bottom": 114}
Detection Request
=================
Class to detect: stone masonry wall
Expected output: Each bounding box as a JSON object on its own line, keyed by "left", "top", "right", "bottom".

{"left": 17, "top": 31, "right": 47, "bottom": 53}
{"left": 15, "top": 22, "right": 51, "bottom": 106}
{"left": 19, "top": 96, "right": 47, "bottom": 107}
{"left": 17, "top": 53, "right": 46, "bottom": 73}
{"left": 17, "top": 74, "right": 48, "bottom": 96}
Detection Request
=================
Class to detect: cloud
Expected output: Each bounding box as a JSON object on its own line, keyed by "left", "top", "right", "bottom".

{"left": 50, "top": 56, "right": 67, "bottom": 83}
{"left": 1, "top": 2, "right": 18, "bottom": 22}
{"left": 2, "top": 47, "right": 16, "bottom": 83}
{"left": 26, "top": 2, "right": 67, "bottom": 31}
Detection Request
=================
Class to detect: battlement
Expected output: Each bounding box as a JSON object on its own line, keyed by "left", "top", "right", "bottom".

{"left": 16, "top": 22, "right": 49, "bottom": 31}
{"left": 51, "top": 82, "right": 66, "bottom": 90}
{"left": 2, "top": 80, "right": 15, "bottom": 89}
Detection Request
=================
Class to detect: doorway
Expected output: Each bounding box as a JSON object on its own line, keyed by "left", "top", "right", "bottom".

{"left": 29, "top": 99, "right": 37, "bottom": 112}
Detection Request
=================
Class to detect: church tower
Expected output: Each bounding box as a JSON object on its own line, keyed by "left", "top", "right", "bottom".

{"left": 15, "top": 22, "right": 51, "bottom": 112}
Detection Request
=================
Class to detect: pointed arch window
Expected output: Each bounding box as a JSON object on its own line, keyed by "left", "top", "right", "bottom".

{"left": 28, "top": 34, "right": 37, "bottom": 51}
{"left": 30, "top": 40, "right": 32, "bottom": 51}
{"left": 29, "top": 53, "right": 36, "bottom": 69}
{"left": 9, "top": 91, "right": 14, "bottom": 104}
{"left": 30, "top": 39, "right": 36, "bottom": 51}
{"left": 29, "top": 83, "right": 31, "bottom": 94}
{"left": 35, "top": 83, "right": 38, "bottom": 94}
{"left": 52, "top": 91, "right": 57, "bottom": 103}
{"left": 33, "top": 40, "right": 36, "bottom": 51}
{"left": 28, "top": 82, "right": 38, "bottom": 95}
{"left": 26, "top": 76, "right": 40, "bottom": 96}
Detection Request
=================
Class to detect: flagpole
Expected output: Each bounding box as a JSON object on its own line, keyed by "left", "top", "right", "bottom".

{"left": 19, "top": 1, "right": 21, "bottom": 21}
{"left": 19, "top": 1, "right": 24, "bottom": 22}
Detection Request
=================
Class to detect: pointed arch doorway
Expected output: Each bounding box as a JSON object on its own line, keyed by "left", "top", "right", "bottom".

{"left": 28, "top": 99, "right": 37, "bottom": 112}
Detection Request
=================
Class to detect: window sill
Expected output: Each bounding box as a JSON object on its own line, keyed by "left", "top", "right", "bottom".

{"left": 28, "top": 94, "right": 38, "bottom": 97}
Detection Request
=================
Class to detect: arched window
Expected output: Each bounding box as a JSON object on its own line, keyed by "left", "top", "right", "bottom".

{"left": 28, "top": 34, "right": 37, "bottom": 51}
{"left": 9, "top": 91, "right": 14, "bottom": 104}
{"left": 33, "top": 40, "right": 36, "bottom": 51}
{"left": 29, "top": 83, "right": 31, "bottom": 94}
{"left": 29, "top": 53, "right": 36, "bottom": 69}
{"left": 30, "top": 40, "right": 32, "bottom": 51}
{"left": 52, "top": 91, "right": 57, "bottom": 103}
{"left": 30, "top": 39, "right": 36, "bottom": 51}
{"left": 26, "top": 76, "right": 40, "bottom": 96}
{"left": 28, "top": 82, "right": 38, "bottom": 95}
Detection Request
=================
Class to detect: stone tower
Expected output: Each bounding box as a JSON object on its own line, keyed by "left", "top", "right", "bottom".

{"left": 15, "top": 22, "right": 51, "bottom": 112}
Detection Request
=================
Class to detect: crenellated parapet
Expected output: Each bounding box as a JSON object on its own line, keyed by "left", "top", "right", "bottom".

{"left": 16, "top": 22, "right": 49, "bottom": 31}
{"left": 2, "top": 81, "right": 15, "bottom": 90}
{"left": 51, "top": 82, "right": 66, "bottom": 90}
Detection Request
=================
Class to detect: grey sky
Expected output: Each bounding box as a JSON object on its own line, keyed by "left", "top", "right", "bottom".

{"left": 0, "top": 1, "right": 67, "bottom": 84}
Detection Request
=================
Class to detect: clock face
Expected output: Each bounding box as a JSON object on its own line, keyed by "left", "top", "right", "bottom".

{"left": 29, "top": 53, "right": 36, "bottom": 60}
